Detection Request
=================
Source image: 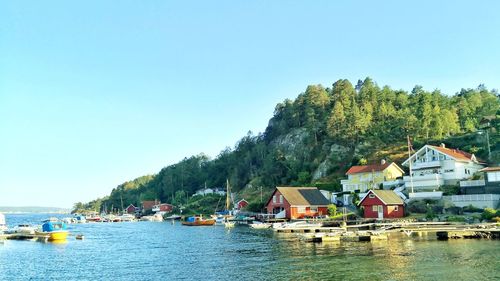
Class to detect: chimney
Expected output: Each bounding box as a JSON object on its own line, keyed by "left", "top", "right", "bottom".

{"left": 381, "top": 159, "right": 386, "bottom": 165}
{"left": 440, "top": 143, "right": 446, "bottom": 148}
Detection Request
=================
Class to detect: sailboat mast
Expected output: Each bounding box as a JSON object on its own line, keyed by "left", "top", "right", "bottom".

{"left": 407, "top": 135, "right": 414, "bottom": 194}
{"left": 225, "top": 179, "right": 231, "bottom": 211}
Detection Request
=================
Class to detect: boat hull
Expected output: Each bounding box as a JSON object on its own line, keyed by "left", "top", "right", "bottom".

{"left": 37, "top": 231, "right": 69, "bottom": 241}
{"left": 181, "top": 220, "right": 215, "bottom": 226}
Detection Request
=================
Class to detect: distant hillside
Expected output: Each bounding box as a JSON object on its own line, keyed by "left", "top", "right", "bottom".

{"left": 78, "top": 77, "right": 500, "bottom": 213}
{"left": 0, "top": 206, "right": 71, "bottom": 213}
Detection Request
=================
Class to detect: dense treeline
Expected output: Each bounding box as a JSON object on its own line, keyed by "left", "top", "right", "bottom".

{"left": 80, "top": 78, "right": 500, "bottom": 213}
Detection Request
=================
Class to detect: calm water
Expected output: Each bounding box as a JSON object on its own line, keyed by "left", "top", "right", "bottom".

{"left": 1, "top": 213, "right": 499, "bottom": 280}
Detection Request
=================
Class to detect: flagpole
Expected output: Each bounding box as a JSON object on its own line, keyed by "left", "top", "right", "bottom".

{"left": 407, "top": 135, "right": 414, "bottom": 194}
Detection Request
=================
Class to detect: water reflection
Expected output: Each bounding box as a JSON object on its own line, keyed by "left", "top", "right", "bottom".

{"left": 1, "top": 214, "right": 498, "bottom": 281}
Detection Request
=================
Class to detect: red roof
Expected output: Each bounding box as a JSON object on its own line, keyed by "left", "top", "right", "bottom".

{"left": 346, "top": 162, "right": 391, "bottom": 175}
{"left": 429, "top": 145, "right": 476, "bottom": 162}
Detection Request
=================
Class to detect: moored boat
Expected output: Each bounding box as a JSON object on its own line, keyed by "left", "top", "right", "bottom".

{"left": 249, "top": 221, "right": 272, "bottom": 229}
{"left": 13, "top": 224, "right": 37, "bottom": 235}
{"left": 181, "top": 216, "right": 216, "bottom": 226}
{"left": 165, "top": 214, "right": 182, "bottom": 220}
{"left": 36, "top": 218, "right": 69, "bottom": 241}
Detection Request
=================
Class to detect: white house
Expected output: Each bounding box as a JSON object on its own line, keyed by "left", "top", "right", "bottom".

{"left": 402, "top": 144, "right": 485, "bottom": 191}
{"left": 193, "top": 187, "right": 226, "bottom": 197}
{"left": 193, "top": 188, "right": 214, "bottom": 196}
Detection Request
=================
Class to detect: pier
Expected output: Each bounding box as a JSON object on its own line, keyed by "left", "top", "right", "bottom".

{"left": 0, "top": 233, "right": 51, "bottom": 243}
{"left": 274, "top": 222, "right": 500, "bottom": 243}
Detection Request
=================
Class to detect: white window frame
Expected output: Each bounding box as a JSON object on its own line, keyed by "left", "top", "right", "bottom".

{"left": 272, "top": 195, "right": 276, "bottom": 203}
{"left": 369, "top": 193, "right": 375, "bottom": 198}
{"left": 297, "top": 207, "right": 306, "bottom": 214}
{"left": 394, "top": 206, "right": 399, "bottom": 211}
{"left": 372, "top": 205, "right": 378, "bottom": 212}
{"left": 279, "top": 195, "right": 284, "bottom": 203}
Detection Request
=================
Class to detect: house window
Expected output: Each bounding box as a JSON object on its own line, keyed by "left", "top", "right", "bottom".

{"left": 279, "top": 195, "right": 283, "bottom": 203}
{"left": 369, "top": 194, "right": 375, "bottom": 199}
{"left": 297, "top": 207, "right": 306, "bottom": 213}
{"left": 273, "top": 195, "right": 276, "bottom": 203}
{"left": 394, "top": 206, "right": 399, "bottom": 211}
{"left": 311, "top": 207, "right": 318, "bottom": 212}
{"left": 372, "top": 205, "right": 378, "bottom": 212}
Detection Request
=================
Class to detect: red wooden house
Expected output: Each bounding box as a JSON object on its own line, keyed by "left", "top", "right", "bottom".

{"left": 236, "top": 199, "right": 249, "bottom": 210}
{"left": 152, "top": 203, "right": 173, "bottom": 213}
{"left": 124, "top": 204, "right": 138, "bottom": 214}
{"left": 358, "top": 190, "right": 404, "bottom": 219}
{"left": 266, "top": 187, "right": 330, "bottom": 220}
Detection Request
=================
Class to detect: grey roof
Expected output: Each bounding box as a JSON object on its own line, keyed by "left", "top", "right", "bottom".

{"left": 274, "top": 187, "right": 330, "bottom": 206}
{"left": 364, "top": 190, "right": 404, "bottom": 205}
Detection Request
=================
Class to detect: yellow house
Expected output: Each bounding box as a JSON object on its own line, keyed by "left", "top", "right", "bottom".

{"left": 341, "top": 160, "right": 404, "bottom": 205}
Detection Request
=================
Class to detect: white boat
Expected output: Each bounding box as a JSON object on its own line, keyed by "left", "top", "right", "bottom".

{"left": 13, "top": 224, "right": 37, "bottom": 235}
{"left": 273, "top": 221, "right": 322, "bottom": 230}
{"left": 224, "top": 220, "right": 235, "bottom": 228}
{"left": 62, "top": 217, "right": 76, "bottom": 224}
{"left": 152, "top": 213, "right": 163, "bottom": 222}
{"left": 140, "top": 213, "right": 163, "bottom": 222}
{"left": 249, "top": 221, "right": 271, "bottom": 229}
{"left": 119, "top": 214, "right": 136, "bottom": 222}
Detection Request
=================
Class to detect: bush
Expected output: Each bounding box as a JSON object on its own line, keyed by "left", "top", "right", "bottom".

{"left": 481, "top": 208, "right": 500, "bottom": 221}
{"left": 247, "top": 202, "right": 265, "bottom": 213}
{"left": 463, "top": 204, "right": 483, "bottom": 213}
{"left": 441, "top": 185, "right": 460, "bottom": 196}
{"left": 446, "top": 215, "right": 466, "bottom": 222}
{"left": 408, "top": 200, "right": 428, "bottom": 213}
{"left": 328, "top": 204, "right": 337, "bottom": 216}
{"left": 426, "top": 207, "right": 436, "bottom": 220}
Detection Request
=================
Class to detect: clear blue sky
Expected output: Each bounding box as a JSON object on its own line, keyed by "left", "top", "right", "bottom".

{"left": 1, "top": 1, "right": 499, "bottom": 208}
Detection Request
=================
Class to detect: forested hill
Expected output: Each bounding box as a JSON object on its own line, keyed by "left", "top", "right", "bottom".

{"left": 77, "top": 78, "right": 500, "bottom": 212}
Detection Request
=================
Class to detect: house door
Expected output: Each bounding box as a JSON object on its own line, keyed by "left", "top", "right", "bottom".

{"left": 377, "top": 205, "right": 384, "bottom": 219}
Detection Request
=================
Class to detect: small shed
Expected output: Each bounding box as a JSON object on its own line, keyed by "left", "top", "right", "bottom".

{"left": 358, "top": 190, "right": 404, "bottom": 219}
{"left": 124, "top": 204, "right": 137, "bottom": 214}
{"left": 236, "top": 199, "right": 249, "bottom": 210}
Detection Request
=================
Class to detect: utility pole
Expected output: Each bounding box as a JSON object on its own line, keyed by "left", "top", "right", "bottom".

{"left": 485, "top": 129, "right": 491, "bottom": 160}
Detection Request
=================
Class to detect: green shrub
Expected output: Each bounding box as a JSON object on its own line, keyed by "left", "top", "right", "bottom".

{"left": 247, "top": 202, "right": 265, "bottom": 213}
{"left": 328, "top": 204, "right": 337, "bottom": 216}
{"left": 426, "top": 207, "right": 436, "bottom": 220}
{"left": 408, "top": 200, "right": 428, "bottom": 213}
{"left": 463, "top": 204, "right": 483, "bottom": 212}
{"left": 441, "top": 185, "right": 460, "bottom": 196}
{"left": 446, "top": 215, "right": 466, "bottom": 222}
{"left": 481, "top": 208, "right": 500, "bottom": 221}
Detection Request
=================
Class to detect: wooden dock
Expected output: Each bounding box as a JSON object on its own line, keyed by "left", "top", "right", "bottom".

{"left": 0, "top": 233, "right": 51, "bottom": 242}
{"left": 277, "top": 222, "right": 499, "bottom": 243}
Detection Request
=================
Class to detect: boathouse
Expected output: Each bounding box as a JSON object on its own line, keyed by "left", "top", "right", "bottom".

{"left": 358, "top": 190, "right": 404, "bottom": 219}
{"left": 266, "top": 187, "right": 330, "bottom": 220}
{"left": 236, "top": 199, "right": 249, "bottom": 210}
{"left": 152, "top": 203, "right": 173, "bottom": 213}
{"left": 124, "top": 204, "right": 138, "bottom": 214}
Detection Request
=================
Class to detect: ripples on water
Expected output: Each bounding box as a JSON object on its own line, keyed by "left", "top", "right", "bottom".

{"left": 1, "top": 213, "right": 498, "bottom": 280}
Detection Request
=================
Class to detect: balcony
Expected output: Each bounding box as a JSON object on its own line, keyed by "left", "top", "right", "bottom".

{"left": 459, "top": 179, "right": 486, "bottom": 187}
{"left": 411, "top": 161, "right": 441, "bottom": 170}
{"left": 404, "top": 174, "right": 444, "bottom": 189}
